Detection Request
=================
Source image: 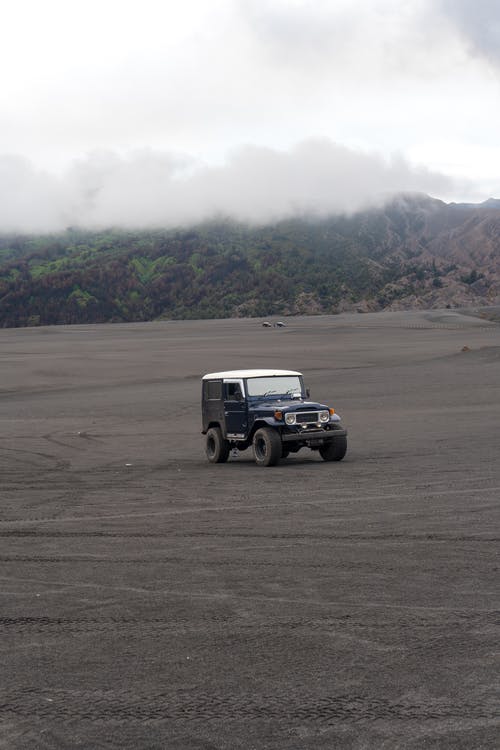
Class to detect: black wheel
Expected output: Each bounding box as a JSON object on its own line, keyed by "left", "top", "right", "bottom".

{"left": 206, "top": 427, "right": 230, "bottom": 463}
{"left": 319, "top": 436, "right": 347, "bottom": 462}
{"left": 253, "top": 427, "right": 282, "bottom": 467}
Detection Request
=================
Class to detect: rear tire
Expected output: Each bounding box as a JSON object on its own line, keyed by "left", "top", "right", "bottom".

{"left": 206, "top": 427, "right": 230, "bottom": 463}
{"left": 319, "top": 436, "right": 347, "bottom": 462}
{"left": 253, "top": 428, "right": 282, "bottom": 467}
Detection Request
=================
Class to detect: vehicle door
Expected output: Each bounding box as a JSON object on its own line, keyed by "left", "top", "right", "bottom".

{"left": 202, "top": 379, "right": 225, "bottom": 432}
{"left": 223, "top": 379, "right": 247, "bottom": 437}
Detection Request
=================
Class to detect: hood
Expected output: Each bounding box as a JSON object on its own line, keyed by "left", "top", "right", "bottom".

{"left": 250, "top": 398, "right": 329, "bottom": 412}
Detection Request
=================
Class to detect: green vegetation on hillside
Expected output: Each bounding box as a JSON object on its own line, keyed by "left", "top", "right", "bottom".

{"left": 1, "top": 196, "right": 497, "bottom": 327}
{"left": 0, "top": 219, "right": 395, "bottom": 326}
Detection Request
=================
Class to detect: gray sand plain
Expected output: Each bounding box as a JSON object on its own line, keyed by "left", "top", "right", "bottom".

{"left": 1, "top": 309, "right": 499, "bottom": 749}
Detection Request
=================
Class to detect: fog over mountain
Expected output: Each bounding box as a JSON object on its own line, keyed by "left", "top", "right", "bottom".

{"left": 0, "top": 140, "right": 455, "bottom": 233}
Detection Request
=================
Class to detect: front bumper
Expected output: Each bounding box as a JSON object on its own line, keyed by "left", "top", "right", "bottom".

{"left": 282, "top": 427, "right": 347, "bottom": 444}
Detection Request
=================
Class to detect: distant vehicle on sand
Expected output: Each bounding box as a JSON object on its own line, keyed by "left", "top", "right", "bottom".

{"left": 201, "top": 368, "right": 347, "bottom": 466}
{"left": 274, "top": 321, "right": 286, "bottom": 328}
{"left": 262, "top": 321, "right": 272, "bottom": 327}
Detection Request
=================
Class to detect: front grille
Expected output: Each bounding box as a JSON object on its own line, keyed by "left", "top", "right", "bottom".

{"left": 295, "top": 411, "right": 320, "bottom": 424}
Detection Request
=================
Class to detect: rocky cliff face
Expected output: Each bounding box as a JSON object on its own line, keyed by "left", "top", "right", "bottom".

{"left": 352, "top": 194, "right": 500, "bottom": 312}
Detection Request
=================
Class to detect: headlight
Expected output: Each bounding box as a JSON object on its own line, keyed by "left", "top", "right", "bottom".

{"left": 285, "top": 413, "right": 296, "bottom": 425}
{"left": 319, "top": 410, "right": 330, "bottom": 423}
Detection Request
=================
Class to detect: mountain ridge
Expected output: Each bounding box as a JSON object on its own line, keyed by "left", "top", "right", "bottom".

{"left": 1, "top": 193, "right": 499, "bottom": 327}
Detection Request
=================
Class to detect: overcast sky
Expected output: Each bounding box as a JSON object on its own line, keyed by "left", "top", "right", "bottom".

{"left": 1, "top": 0, "right": 499, "bottom": 231}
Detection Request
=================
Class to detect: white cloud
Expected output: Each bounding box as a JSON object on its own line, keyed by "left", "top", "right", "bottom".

{"left": 0, "top": 0, "right": 498, "bottom": 225}
{"left": 439, "top": 0, "right": 500, "bottom": 66}
{"left": 0, "top": 156, "right": 68, "bottom": 233}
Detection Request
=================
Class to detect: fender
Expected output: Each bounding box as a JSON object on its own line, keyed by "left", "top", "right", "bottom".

{"left": 249, "top": 416, "right": 281, "bottom": 434}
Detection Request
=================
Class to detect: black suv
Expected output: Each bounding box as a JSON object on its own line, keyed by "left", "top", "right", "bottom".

{"left": 202, "top": 369, "right": 347, "bottom": 466}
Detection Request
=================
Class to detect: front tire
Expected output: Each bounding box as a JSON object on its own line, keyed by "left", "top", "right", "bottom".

{"left": 206, "top": 427, "right": 230, "bottom": 463}
{"left": 253, "top": 428, "right": 282, "bottom": 467}
{"left": 319, "top": 436, "right": 347, "bottom": 462}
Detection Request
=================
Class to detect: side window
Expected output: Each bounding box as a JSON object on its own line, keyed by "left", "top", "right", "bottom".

{"left": 225, "top": 381, "right": 243, "bottom": 401}
{"left": 205, "top": 380, "right": 222, "bottom": 400}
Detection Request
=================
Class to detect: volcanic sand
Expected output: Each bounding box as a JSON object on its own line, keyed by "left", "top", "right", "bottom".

{"left": 1, "top": 310, "right": 499, "bottom": 749}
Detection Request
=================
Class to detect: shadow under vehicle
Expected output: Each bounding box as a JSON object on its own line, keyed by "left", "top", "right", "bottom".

{"left": 202, "top": 369, "right": 347, "bottom": 466}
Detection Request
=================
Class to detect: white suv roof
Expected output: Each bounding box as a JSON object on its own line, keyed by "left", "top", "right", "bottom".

{"left": 202, "top": 369, "right": 302, "bottom": 380}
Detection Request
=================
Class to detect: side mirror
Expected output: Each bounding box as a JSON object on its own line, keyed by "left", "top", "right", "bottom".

{"left": 306, "top": 389, "right": 310, "bottom": 398}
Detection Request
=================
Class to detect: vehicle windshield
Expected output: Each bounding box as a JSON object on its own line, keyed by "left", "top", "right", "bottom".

{"left": 246, "top": 375, "right": 303, "bottom": 398}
